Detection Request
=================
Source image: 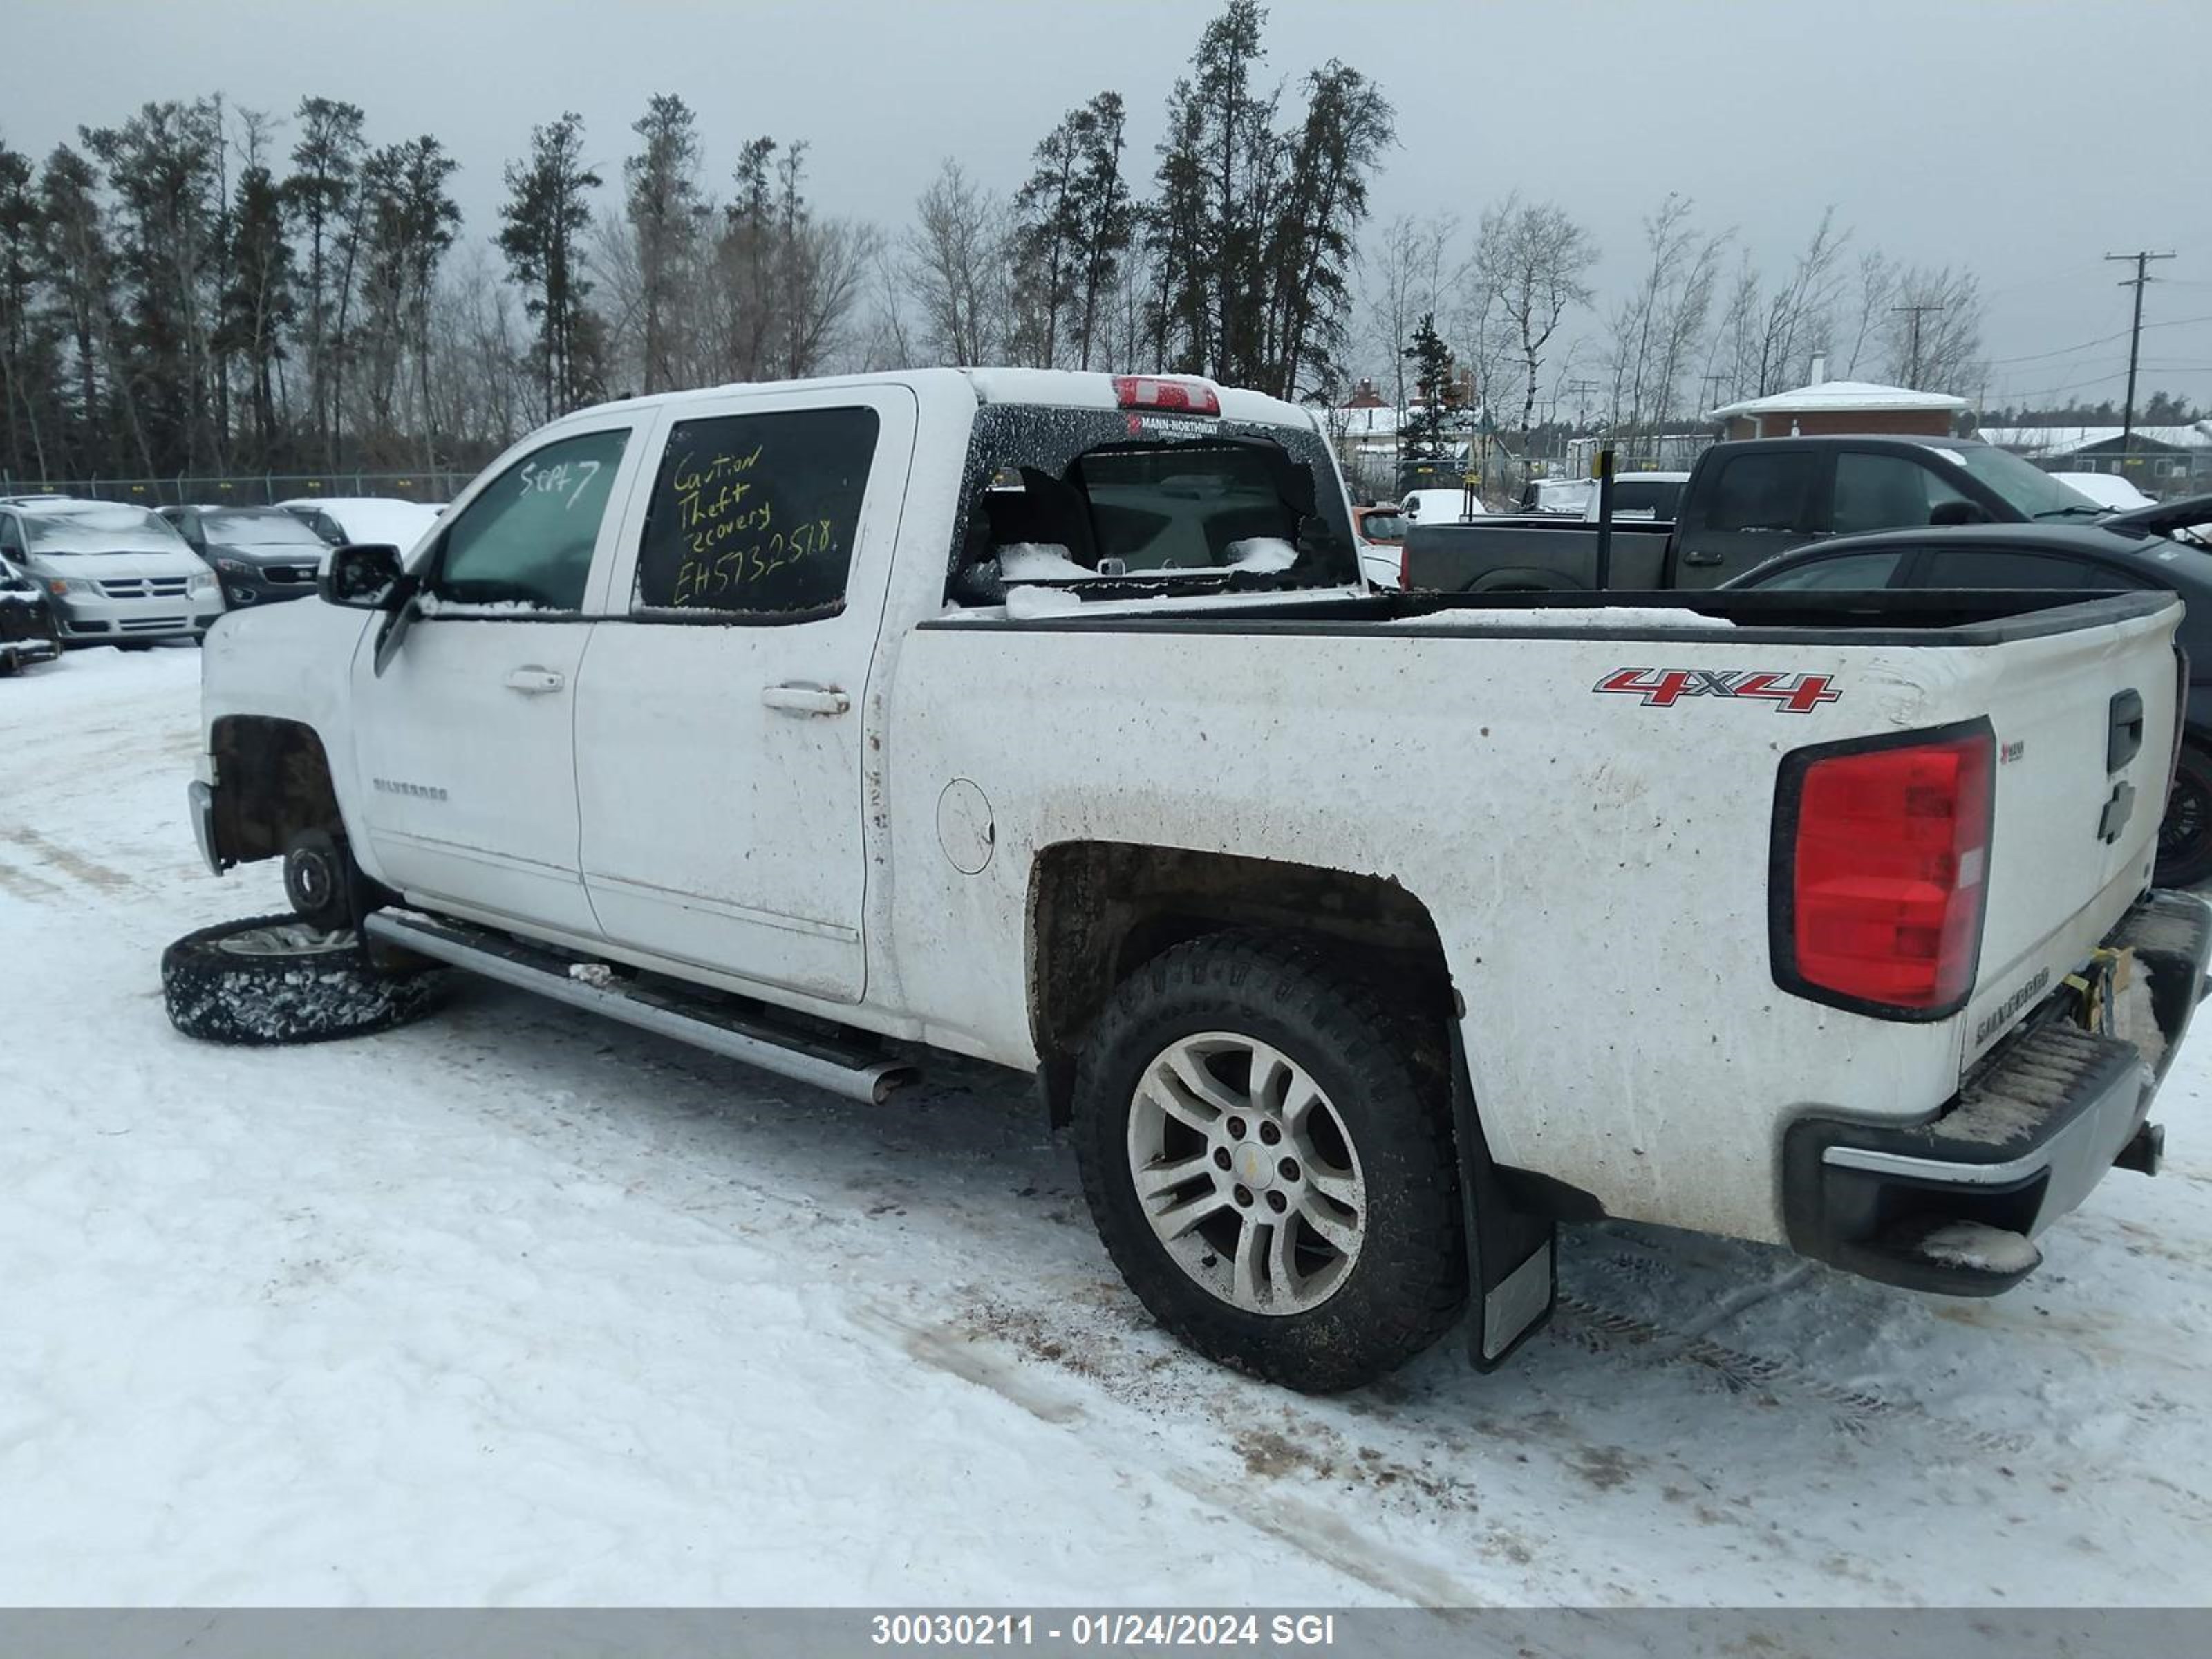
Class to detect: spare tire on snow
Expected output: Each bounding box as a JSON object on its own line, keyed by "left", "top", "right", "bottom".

{"left": 162, "top": 912, "right": 446, "bottom": 1046}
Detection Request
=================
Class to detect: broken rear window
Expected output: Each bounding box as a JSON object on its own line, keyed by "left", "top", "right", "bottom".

{"left": 947, "top": 405, "right": 1356, "bottom": 602}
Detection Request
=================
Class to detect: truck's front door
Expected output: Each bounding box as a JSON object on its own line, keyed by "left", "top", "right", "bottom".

{"left": 574, "top": 385, "right": 917, "bottom": 1003}
{"left": 348, "top": 417, "right": 644, "bottom": 938}
{"left": 1671, "top": 447, "right": 1827, "bottom": 586}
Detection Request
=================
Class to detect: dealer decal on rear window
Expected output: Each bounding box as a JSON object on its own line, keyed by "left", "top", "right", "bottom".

{"left": 1593, "top": 668, "right": 1841, "bottom": 713}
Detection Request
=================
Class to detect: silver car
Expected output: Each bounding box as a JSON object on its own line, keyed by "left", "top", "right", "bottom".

{"left": 0, "top": 497, "right": 224, "bottom": 646}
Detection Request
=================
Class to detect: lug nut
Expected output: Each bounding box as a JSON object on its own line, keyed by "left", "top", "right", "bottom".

{"left": 1259, "top": 1121, "right": 1282, "bottom": 1145}
{"left": 1212, "top": 1147, "right": 1232, "bottom": 1171}
{"left": 1226, "top": 1116, "right": 1248, "bottom": 1140}
{"left": 1233, "top": 1185, "right": 1254, "bottom": 1208}
{"left": 1265, "top": 1190, "right": 1287, "bottom": 1214}
{"left": 1279, "top": 1158, "right": 1300, "bottom": 1182}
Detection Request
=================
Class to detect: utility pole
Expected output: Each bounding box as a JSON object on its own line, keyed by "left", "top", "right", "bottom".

{"left": 1890, "top": 303, "right": 1945, "bottom": 388}
{"left": 2106, "top": 250, "right": 2175, "bottom": 454}
{"left": 1564, "top": 379, "right": 1600, "bottom": 431}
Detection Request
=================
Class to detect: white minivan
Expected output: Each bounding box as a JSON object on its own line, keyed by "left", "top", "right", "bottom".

{"left": 0, "top": 497, "right": 223, "bottom": 646}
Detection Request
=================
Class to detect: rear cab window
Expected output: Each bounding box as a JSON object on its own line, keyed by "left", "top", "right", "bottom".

{"left": 947, "top": 403, "right": 1358, "bottom": 603}
{"left": 1700, "top": 452, "right": 1821, "bottom": 534}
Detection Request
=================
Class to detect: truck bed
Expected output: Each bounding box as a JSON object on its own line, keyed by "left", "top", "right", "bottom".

{"left": 931, "top": 584, "right": 2176, "bottom": 646}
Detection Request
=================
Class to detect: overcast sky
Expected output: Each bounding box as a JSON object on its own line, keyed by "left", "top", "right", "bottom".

{"left": 10, "top": 0, "right": 2212, "bottom": 412}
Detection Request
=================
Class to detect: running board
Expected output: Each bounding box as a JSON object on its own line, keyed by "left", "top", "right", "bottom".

{"left": 364, "top": 910, "right": 917, "bottom": 1105}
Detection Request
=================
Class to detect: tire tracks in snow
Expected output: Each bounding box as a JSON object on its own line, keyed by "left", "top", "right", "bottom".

{"left": 847, "top": 1301, "right": 1485, "bottom": 1609}
{"left": 1548, "top": 1292, "right": 2034, "bottom": 1456}
{"left": 0, "top": 826, "right": 143, "bottom": 897}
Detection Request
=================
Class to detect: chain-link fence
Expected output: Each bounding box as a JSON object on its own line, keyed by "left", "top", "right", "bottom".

{"left": 0, "top": 471, "right": 477, "bottom": 508}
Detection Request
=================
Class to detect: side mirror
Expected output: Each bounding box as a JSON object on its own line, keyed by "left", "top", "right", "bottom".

{"left": 1929, "top": 500, "right": 1987, "bottom": 527}
{"left": 319, "top": 543, "right": 405, "bottom": 609}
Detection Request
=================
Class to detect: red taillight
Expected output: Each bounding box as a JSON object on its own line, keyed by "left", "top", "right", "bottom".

{"left": 1777, "top": 727, "right": 1994, "bottom": 1015}
{"left": 1113, "top": 375, "right": 1221, "bottom": 416}
{"left": 1399, "top": 543, "right": 1414, "bottom": 588}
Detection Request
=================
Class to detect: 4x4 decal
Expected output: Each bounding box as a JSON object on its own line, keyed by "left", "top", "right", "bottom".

{"left": 1593, "top": 667, "right": 1841, "bottom": 713}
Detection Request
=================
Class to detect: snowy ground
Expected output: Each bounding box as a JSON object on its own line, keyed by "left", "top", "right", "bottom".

{"left": 4, "top": 646, "right": 2211, "bottom": 1608}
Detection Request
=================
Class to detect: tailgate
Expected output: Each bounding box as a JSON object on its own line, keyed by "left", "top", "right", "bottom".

{"left": 1960, "top": 598, "right": 2183, "bottom": 1066}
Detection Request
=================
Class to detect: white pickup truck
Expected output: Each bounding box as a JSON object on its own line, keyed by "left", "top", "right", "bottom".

{"left": 171, "top": 368, "right": 2209, "bottom": 1392}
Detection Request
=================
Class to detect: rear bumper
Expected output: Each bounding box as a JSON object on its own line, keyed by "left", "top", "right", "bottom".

{"left": 1783, "top": 889, "right": 2211, "bottom": 1295}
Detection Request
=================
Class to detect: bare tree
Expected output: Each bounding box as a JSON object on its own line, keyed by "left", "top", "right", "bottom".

{"left": 1880, "top": 263, "right": 1984, "bottom": 391}
{"left": 1609, "top": 195, "right": 1727, "bottom": 430}
{"left": 904, "top": 159, "right": 1006, "bottom": 366}
{"left": 1841, "top": 249, "right": 1894, "bottom": 379}
{"left": 1754, "top": 207, "right": 1848, "bottom": 395}
{"left": 779, "top": 215, "right": 877, "bottom": 377}
{"left": 1473, "top": 194, "right": 1597, "bottom": 451}
{"left": 1365, "top": 213, "right": 1459, "bottom": 416}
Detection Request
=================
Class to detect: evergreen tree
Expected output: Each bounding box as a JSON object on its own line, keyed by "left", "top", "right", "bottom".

{"left": 624, "top": 94, "right": 702, "bottom": 394}
{"left": 1069, "top": 93, "right": 1133, "bottom": 371}
{"left": 37, "top": 144, "right": 125, "bottom": 473}
{"left": 1013, "top": 109, "right": 1082, "bottom": 367}
{"left": 499, "top": 111, "right": 602, "bottom": 418}
{"left": 1149, "top": 4, "right": 1387, "bottom": 398}
{"left": 1264, "top": 61, "right": 1393, "bottom": 399}
{"left": 1401, "top": 312, "right": 1454, "bottom": 460}
{"left": 84, "top": 99, "right": 228, "bottom": 471}
{"left": 1014, "top": 91, "right": 1134, "bottom": 371}
{"left": 0, "top": 136, "right": 56, "bottom": 478}
{"left": 716, "top": 135, "right": 779, "bottom": 379}
{"left": 220, "top": 114, "right": 295, "bottom": 466}
{"left": 283, "top": 97, "right": 364, "bottom": 465}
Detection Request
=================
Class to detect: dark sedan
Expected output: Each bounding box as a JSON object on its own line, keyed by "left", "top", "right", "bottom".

{"left": 158, "top": 505, "right": 331, "bottom": 609}
{"left": 1726, "top": 513, "right": 2212, "bottom": 884}
{"left": 1, "top": 552, "right": 63, "bottom": 673}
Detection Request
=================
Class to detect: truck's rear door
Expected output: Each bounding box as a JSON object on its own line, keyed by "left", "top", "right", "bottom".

{"left": 1672, "top": 447, "right": 1830, "bottom": 586}
{"left": 573, "top": 383, "right": 919, "bottom": 1003}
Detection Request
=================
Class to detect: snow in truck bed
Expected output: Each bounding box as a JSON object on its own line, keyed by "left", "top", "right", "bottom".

{"left": 3, "top": 644, "right": 2210, "bottom": 1606}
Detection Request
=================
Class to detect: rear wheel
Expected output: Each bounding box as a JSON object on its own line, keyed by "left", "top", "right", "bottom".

{"left": 1072, "top": 933, "right": 1466, "bottom": 1392}
{"left": 2157, "top": 740, "right": 2212, "bottom": 889}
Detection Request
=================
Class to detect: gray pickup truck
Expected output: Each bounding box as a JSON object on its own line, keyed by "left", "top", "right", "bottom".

{"left": 1403, "top": 434, "right": 2107, "bottom": 593}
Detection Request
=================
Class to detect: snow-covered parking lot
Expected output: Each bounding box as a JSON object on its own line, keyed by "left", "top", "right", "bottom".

{"left": 5, "top": 646, "right": 2211, "bottom": 1607}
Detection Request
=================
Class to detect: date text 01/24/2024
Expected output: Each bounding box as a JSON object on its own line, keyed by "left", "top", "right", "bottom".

{"left": 870, "top": 1613, "right": 1339, "bottom": 1647}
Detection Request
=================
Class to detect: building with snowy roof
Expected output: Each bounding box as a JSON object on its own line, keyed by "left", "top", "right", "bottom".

{"left": 1974, "top": 422, "right": 2212, "bottom": 496}
{"left": 1707, "top": 357, "right": 1969, "bottom": 441}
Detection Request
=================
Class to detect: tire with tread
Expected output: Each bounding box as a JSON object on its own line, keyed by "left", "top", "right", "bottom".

{"left": 1072, "top": 931, "right": 1466, "bottom": 1392}
{"left": 162, "top": 912, "right": 444, "bottom": 1046}
{"left": 2157, "top": 738, "right": 2212, "bottom": 889}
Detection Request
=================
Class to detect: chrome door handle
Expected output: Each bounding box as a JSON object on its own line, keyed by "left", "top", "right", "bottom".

{"left": 1681, "top": 551, "right": 1724, "bottom": 567}
{"left": 761, "top": 684, "right": 850, "bottom": 717}
{"left": 503, "top": 666, "right": 565, "bottom": 694}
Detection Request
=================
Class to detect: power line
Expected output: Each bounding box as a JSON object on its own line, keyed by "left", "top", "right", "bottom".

{"left": 2106, "top": 249, "right": 2177, "bottom": 450}
{"left": 1982, "top": 312, "right": 2212, "bottom": 368}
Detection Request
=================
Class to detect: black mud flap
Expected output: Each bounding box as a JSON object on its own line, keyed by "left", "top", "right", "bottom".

{"left": 1450, "top": 1036, "right": 1557, "bottom": 1371}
